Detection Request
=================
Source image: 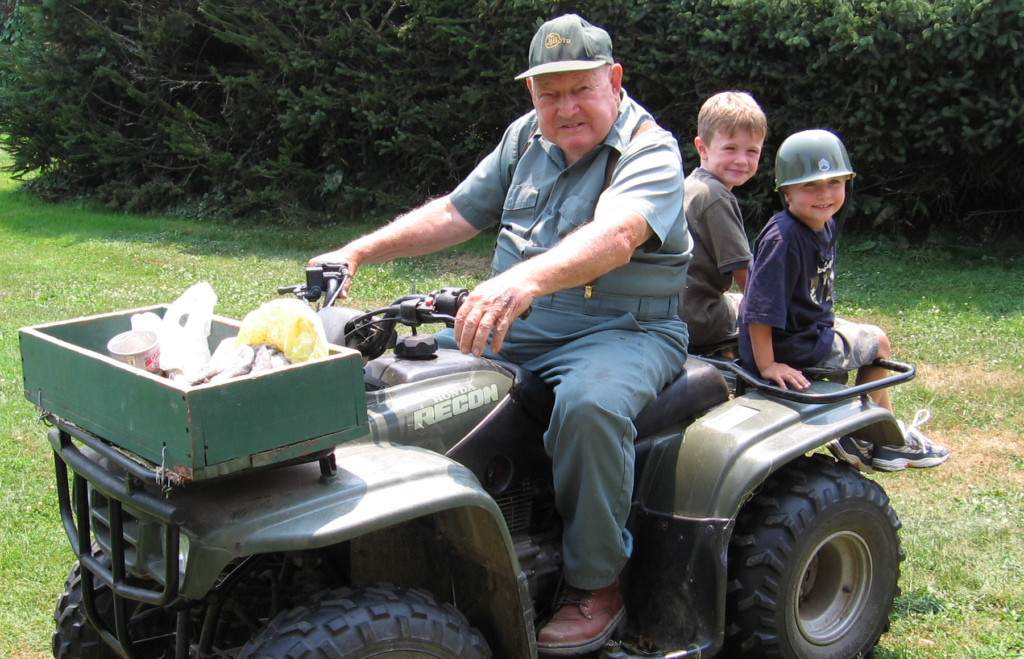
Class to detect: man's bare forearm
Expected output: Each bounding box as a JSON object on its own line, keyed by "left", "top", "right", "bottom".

{"left": 310, "top": 196, "right": 479, "bottom": 267}
{"left": 453, "top": 209, "right": 653, "bottom": 357}
{"left": 344, "top": 196, "right": 479, "bottom": 265}
{"left": 510, "top": 209, "right": 653, "bottom": 300}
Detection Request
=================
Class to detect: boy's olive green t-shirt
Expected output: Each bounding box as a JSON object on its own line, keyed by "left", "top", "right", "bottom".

{"left": 679, "top": 167, "right": 752, "bottom": 345}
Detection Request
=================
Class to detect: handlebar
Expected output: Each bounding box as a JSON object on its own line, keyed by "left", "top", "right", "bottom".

{"left": 288, "top": 267, "right": 913, "bottom": 404}
{"left": 353, "top": 287, "right": 470, "bottom": 329}
{"left": 697, "top": 355, "right": 916, "bottom": 404}
{"left": 277, "top": 263, "right": 351, "bottom": 308}
{"left": 280, "top": 264, "right": 473, "bottom": 360}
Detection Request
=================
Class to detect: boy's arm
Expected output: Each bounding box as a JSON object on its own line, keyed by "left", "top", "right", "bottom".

{"left": 749, "top": 323, "right": 809, "bottom": 390}
{"left": 733, "top": 267, "right": 747, "bottom": 292}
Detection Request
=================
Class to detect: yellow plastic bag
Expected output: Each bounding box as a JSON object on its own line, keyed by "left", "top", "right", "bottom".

{"left": 233, "top": 299, "right": 329, "bottom": 363}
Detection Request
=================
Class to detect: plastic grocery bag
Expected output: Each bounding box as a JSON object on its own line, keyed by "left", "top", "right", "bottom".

{"left": 233, "top": 298, "right": 329, "bottom": 364}
{"left": 130, "top": 311, "right": 163, "bottom": 335}
{"left": 159, "top": 282, "right": 218, "bottom": 379}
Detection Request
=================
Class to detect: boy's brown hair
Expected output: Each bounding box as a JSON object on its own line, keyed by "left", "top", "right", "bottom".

{"left": 697, "top": 91, "right": 767, "bottom": 144}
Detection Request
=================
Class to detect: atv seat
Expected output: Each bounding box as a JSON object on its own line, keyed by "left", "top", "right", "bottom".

{"left": 687, "top": 331, "right": 740, "bottom": 358}
{"left": 501, "top": 357, "right": 730, "bottom": 441}
{"left": 633, "top": 358, "right": 730, "bottom": 438}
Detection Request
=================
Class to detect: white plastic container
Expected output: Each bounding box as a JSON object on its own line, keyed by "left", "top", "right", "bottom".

{"left": 107, "top": 330, "right": 161, "bottom": 373}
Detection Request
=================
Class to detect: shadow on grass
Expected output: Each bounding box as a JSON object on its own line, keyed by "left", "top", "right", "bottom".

{"left": 0, "top": 186, "right": 361, "bottom": 262}
{"left": 3, "top": 181, "right": 1022, "bottom": 319}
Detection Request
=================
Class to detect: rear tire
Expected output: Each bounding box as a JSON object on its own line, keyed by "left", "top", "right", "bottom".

{"left": 725, "top": 453, "right": 903, "bottom": 658}
{"left": 238, "top": 583, "right": 492, "bottom": 658}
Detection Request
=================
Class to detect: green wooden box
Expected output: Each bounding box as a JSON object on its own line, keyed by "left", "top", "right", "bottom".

{"left": 20, "top": 305, "right": 369, "bottom": 482}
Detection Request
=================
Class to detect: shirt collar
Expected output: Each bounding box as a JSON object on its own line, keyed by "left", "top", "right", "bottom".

{"left": 602, "top": 89, "right": 642, "bottom": 154}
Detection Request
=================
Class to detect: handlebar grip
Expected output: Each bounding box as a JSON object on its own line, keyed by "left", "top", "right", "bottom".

{"left": 431, "top": 287, "right": 469, "bottom": 316}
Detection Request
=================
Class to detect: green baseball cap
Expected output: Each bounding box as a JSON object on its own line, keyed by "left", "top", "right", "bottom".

{"left": 514, "top": 14, "right": 614, "bottom": 80}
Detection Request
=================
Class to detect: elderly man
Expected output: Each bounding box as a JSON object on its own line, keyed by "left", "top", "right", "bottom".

{"left": 311, "top": 14, "right": 691, "bottom": 655}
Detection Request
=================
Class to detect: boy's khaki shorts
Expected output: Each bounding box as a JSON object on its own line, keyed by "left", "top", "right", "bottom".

{"left": 802, "top": 318, "right": 883, "bottom": 379}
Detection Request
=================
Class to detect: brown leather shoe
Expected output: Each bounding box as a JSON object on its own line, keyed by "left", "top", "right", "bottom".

{"left": 537, "top": 579, "right": 625, "bottom": 656}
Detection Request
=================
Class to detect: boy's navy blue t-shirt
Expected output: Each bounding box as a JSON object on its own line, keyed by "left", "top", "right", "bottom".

{"left": 739, "top": 210, "right": 836, "bottom": 374}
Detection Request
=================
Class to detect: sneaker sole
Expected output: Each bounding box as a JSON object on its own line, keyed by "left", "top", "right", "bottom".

{"left": 827, "top": 442, "right": 876, "bottom": 474}
{"left": 872, "top": 454, "right": 950, "bottom": 472}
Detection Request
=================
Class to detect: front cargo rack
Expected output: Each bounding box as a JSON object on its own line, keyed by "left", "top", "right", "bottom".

{"left": 50, "top": 416, "right": 184, "bottom": 659}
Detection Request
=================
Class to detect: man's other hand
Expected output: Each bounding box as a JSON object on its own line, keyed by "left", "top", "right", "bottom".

{"left": 454, "top": 275, "right": 535, "bottom": 357}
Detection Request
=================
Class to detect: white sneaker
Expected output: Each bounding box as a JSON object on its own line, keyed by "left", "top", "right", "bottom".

{"left": 872, "top": 410, "right": 951, "bottom": 471}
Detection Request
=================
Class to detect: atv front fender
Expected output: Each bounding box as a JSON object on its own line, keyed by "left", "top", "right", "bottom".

{"left": 174, "top": 440, "right": 514, "bottom": 582}
{"left": 63, "top": 433, "right": 534, "bottom": 658}
{"left": 637, "top": 379, "right": 904, "bottom": 520}
{"left": 171, "top": 440, "right": 534, "bottom": 657}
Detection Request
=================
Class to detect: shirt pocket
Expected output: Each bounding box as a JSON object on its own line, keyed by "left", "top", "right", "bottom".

{"left": 501, "top": 184, "right": 540, "bottom": 241}
{"left": 503, "top": 184, "right": 539, "bottom": 213}
{"left": 559, "top": 194, "right": 597, "bottom": 229}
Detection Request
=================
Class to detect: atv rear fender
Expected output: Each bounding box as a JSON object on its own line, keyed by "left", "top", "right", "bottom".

{"left": 636, "top": 378, "right": 904, "bottom": 520}
{"left": 620, "top": 381, "right": 903, "bottom": 655}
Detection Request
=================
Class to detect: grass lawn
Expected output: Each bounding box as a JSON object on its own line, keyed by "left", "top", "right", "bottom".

{"left": 1, "top": 153, "right": 1022, "bottom": 658}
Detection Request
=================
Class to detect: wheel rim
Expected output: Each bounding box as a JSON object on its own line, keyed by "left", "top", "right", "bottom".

{"left": 796, "top": 530, "right": 873, "bottom": 645}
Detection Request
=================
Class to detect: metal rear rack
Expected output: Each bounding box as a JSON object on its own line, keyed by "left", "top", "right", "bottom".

{"left": 697, "top": 356, "right": 916, "bottom": 404}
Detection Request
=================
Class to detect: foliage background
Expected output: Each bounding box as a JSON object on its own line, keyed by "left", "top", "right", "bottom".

{"left": 1, "top": 0, "right": 1023, "bottom": 236}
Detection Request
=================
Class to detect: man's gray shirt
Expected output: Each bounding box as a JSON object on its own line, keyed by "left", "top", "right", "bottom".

{"left": 450, "top": 91, "right": 691, "bottom": 304}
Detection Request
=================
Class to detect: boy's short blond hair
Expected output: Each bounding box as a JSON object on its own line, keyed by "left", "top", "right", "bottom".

{"left": 697, "top": 91, "right": 767, "bottom": 144}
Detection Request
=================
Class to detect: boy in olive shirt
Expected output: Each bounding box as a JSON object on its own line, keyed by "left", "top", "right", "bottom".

{"left": 679, "top": 91, "right": 766, "bottom": 348}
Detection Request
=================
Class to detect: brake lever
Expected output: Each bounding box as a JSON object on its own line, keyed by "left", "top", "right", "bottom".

{"left": 319, "top": 263, "right": 351, "bottom": 308}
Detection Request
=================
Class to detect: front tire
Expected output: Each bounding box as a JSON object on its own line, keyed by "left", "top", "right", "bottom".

{"left": 52, "top": 560, "right": 119, "bottom": 659}
{"left": 725, "top": 453, "right": 903, "bottom": 658}
{"left": 238, "top": 583, "right": 492, "bottom": 658}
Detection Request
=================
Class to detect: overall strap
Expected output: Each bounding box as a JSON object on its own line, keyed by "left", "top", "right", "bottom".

{"left": 513, "top": 118, "right": 658, "bottom": 188}
{"left": 603, "top": 120, "right": 659, "bottom": 190}
{"left": 585, "top": 121, "right": 660, "bottom": 297}
{"left": 513, "top": 116, "right": 540, "bottom": 171}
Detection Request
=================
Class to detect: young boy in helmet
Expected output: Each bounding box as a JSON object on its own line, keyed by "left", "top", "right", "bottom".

{"left": 679, "top": 92, "right": 766, "bottom": 349}
{"left": 738, "top": 129, "right": 949, "bottom": 471}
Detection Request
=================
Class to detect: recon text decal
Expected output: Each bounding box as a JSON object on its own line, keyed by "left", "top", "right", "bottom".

{"left": 413, "top": 384, "right": 500, "bottom": 429}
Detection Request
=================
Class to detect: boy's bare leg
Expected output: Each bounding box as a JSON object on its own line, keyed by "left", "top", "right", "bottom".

{"left": 856, "top": 331, "right": 892, "bottom": 411}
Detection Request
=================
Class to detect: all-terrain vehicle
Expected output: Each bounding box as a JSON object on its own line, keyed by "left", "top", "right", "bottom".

{"left": 24, "top": 264, "right": 916, "bottom": 659}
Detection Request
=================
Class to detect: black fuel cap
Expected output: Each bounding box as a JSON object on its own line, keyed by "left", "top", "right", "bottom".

{"left": 394, "top": 334, "right": 438, "bottom": 359}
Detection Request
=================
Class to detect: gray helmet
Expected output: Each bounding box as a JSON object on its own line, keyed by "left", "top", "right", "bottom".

{"left": 774, "top": 129, "right": 856, "bottom": 190}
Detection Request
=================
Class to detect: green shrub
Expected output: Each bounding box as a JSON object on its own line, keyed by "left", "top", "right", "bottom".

{"left": 0, "top": 0, "right": 22, "bottom": 89}
{"left": 0, "top": 0, "right": 1022, "bottom": 235}
{"left": 0, "top": 0, "right": 19, "bottom": 43}
{"left": 643, "top": 0, "right": 1024, "bottom": 237}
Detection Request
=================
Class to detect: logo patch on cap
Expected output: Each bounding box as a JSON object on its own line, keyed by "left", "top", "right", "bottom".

{"left": 545, "top": 33, "right": 571, "bottom": 48}
{"left": 818, "top": 158, "right": 832, "bottom": 172}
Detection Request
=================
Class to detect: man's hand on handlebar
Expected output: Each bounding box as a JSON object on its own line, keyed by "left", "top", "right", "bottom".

{"left": 308, "top": 249, "right": 359, "bottom": 299}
